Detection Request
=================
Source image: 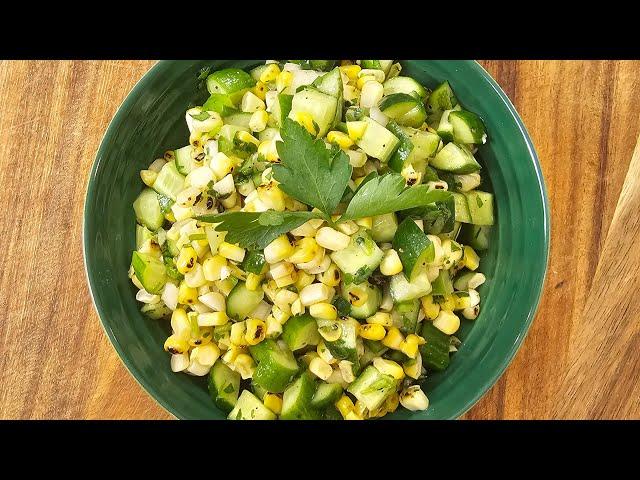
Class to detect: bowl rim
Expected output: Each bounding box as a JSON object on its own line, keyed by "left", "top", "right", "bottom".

{"left": 83, "top": 60, "right": 550, "bottom": 420}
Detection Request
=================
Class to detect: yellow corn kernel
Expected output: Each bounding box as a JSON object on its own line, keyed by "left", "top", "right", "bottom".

{"left": 211, "top": 152, "right": 235, "bottom": 179}
{"left": 275, "top": 273, "right": 297, "bottom": 288}
{"left": 218, "top": 242, "right": 246, "bottom": 263}
{"left": 439, "top": 294, "right": 457, "bottom": 312}
{"left": 197, "top": 311, "right": 229, "bottom": 327}
{"left": 257, "top": 140, "right": 279, "bottom": 162}
{"left": 381, "top": 327, "right": 404, "bottom": 350}
{"left": 236, "top": 130, "right": 260, "bottom": 147}
{"left": 356, "top": 75, "right": 375, "bottom": 89}
{"left": 326, "top": 131, "right": 355, "bottom": 149}
{"left": 294, "top": 270, "right": 315, "bottom": 291}
{"left": 309, "top": 302, "right": 338, "bottom": 320}
{"left": 309, "top": 357, "right": 333, "bottom": 380}
{"left": 221, "top": 345, "right": 244, "bottom": 365}
{"left": 177, "top": 282, "right": 198, "bottom": 305}
{"left": 345, "top": 411, "right": 364, "bottom": 420}
{"left": 400, "top": 334, "right": 424, "bottom": 359}
{"left": 245, "top": 318, "right": 267, "bottom": 345}
{"left": 288, "top": 237, "right": 319, "bottom": 264}
{"left": 245, "top": 273, "right": 264, "bottom": 291}
{"left": 263, "top": 393, "right": 283, "bottom": 414}
{"left": 272, "top": 305, "right": 291, "bottom": 324}
{"left": 290, "top": 298, "right": 304, "bottom": 316}
{"left": 353, "top": 400, "right": 369, "bottom": 418}
{"left": 355, "top": 217, "right": 372, "bottom": 230}
{"left": 265, "top": 315, "right": 283, "bottom": 338}
{"left": 276, "top": 70, "right": 293, "bottom": 92}
{"left": 259, "top": 63, "right": 281, "bottom": 83}
{"left": 384, "top": 392, "right": 400, "bottom": 413}
{"left": 249, "top": 110, "right": 269, "bottom": 133}
{"left": 358, "top": 323, "right": 386, "bottom": 341}
{"left": 433, "top": 310, "right": 460, "bottom": 335}
{"left": 346, "top": 121, "right": 368, "bottom": 142}
{"left": 202, "top": 255, "right": 227, "bottom": 282}
{"left": 366, "top": 311, "right": 393, "bottom": 327}
{"left": 176, "top": 246, "right": 198, "bottom": 274}
{"left": 264, "top": 235, "right": 295, "bottom": 264}
{"left": 463, "top": 245, "right": 480, "bottom": 271}
{"left": 380, "top": 249, "right": 403, "bottom": 276}
{"left": 373, "top": 357, "right": 405, "bottom": 380}
{"left": 140, "top": 169, "right": 158, "bottom": 187}
{"left": 192, "top": 343, "right": 221, "bottom": 367}
{"left": 274, "top": 289, "right": 297, "bottom": 313}
{"left": 257, "top": 182, "right": 286, "bottom": 211}
{"left": 164, "top": 335, "right": 189, "bottom": 354}
{"left": 252, "top": 81, "right": 268, "bottom": 100}
{"left": 234, "top": 353, "right": 256, "bottom": 380}
{"left": 403, "top": 353, "right": 422, "bottom": 380}
{"left": 171, "top": 308, "right": 191, "bottom": 340}
{"left": 317, "top": 341, "right": 336, "bottom": 364}
{"left": 230, "top": 321, "right": 248, "bottom": 346}
{"left": 421, "top": 294, "right": 441, "bottom": 320}
{"left": 164, "top": 210, "right": 176, "bottom": 222}
{"left": 294, "top": 111, "right": 317, "bottom": 136}
{"left": 346, "top": 284, "right": 369, "bottom": 307}
{"left": 335, "top": 395, "right": 355, "bottom": 418}
{"left": 339, "top": 64, "right": 361, "bottom": 80}
{"left": 318, "top": 262, "right": 341, "bottom": 287}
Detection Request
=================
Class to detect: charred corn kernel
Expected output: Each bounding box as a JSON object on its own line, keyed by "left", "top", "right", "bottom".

{"left": 433, "top": 310, "right": 461, "bottom": 335}
{"left": 164, "top": 335, "right": 189, "bottom": 355}
{"left": 420, "top": 294, "right": 440, "bottom": 320}
{"left": 317, "top": 341, "right": 336, "bottom": 364}
{"left": 257, "top": 140, "right": 279, "bottom": 162}
{"left": 218, "top": 242, "right": 246, "bottom": 263}
{"left": 326, "top": 131, "right": 354, "bottom": 149}
{"left": 245, "top": 273, "right": 263, "bottom": 291}
{"left": 290, "top": 298, "right": 304, "bottom": 316}
{"left": 294, "top": 111, "right": 317, "bottom": 136}
{"left": 400, "top": 334, "right": 424, "bottom": 359}
{"left": 252, "top": 80, "right": 268, "bottom": 100}
{"left": 234, "top": 353, "right": 255, "bottom": 380}
{"left": 294, "top": 270, "right": 315, "bottom": 291}
{"left": 171, "top": 308, "right": 191, "bottom": 340}
{"left": 309, "top": 302, "right": 338, "bottom": 320}
{"left": 357, "top": 75, "right": 376, "bottom": 89}
{"left": 263, "top": 393, "right": 282, "bottom": 414}
{"left": 259, "top": 63, "right": 281, "bottom": 83}
{"left": 249, "top": 110, "right": 269, "bottom": 132}
{"left": 339, "top": 64, "right": 361, "bottom": 80}
{"left": 347, "top": 121, "right": 368, "bottom": 142}
{"left": 257, "top": 182, "right": 285, "bottom": 211}
{"left": 272, "top": 305, "right": 290, "bottom": 324}
{"left": 403, "top": 353, "right": 423, "bottom": 380}
{"left": 276, "top": 70, "right": 293, "bottom": 92}
{"left": 462, "top": 305, "right": 480, "bottom": 320}
{"left": 400, "top": 385, "right": 429, "bottom": 411}
{"left": 265, "top": 315, "right": 283, "bottom": 337}
{"left": 463, "top": 245, "right": 480, "bottom": 271}
{"left": 346, "top": 284, "right": 369, "bottom": 307}
{"left": 140, "top": 169, "right": 158, "bottom": 187}
{"left": 355, "top": 217, "right": 373, "bottom": 230}
{"left": 189, "top": 129, "right": 203, "bottom": 146}
{"left": 176, "top": 246, "right": 198, "bottom": 274}
{"left": 236, "top": 130, "right": 260, "bottom": 147}
{"left": 366, "top": 311, "right": 393, "bottom": 327}
{"left": 358, "top": 323, "right": 386, "bottom": 341}
{"left": 192, "top": 343, "right": 220, "bottom": 367}
{"left": 211, "top": 152, "right": 235, "bottom": 179}
{"left": 309, "top": 357, "right": 333, "bottom": 380}
{"left": 288, "top": 237, "right": 319, "bottom": 264}
{"left": 245, "top": 318, "right": 267, "bottom": 345}
{"left": 202, "top": 255, "right": 227, "bottom": 282}
{"left": 316, "top": 227, "right": 350, "bottom": 251}
{"left": 373, "top": 357, "right": 405, "bottom": 380}
{"left": 336, "top": 395, "right": 356, "bottom": 418}
{"left": 382, "top": 326, "right": 404, "bottom": 350}
{"left": 230, "top": 321, "right": 248, "bottom": 346}
{"left": 177, "top": 282, "right": 198, "bottom": 305}
{"left": 439, "top": 294, "right": 457, "bottom": 312}
{"left": 197, "top": 311, "right": 228, "bottom": 327}
{"left": 345, "top": 411, "right": 364, "bottom": 420}
{"left": 318, "top": 263, "right": 341, "bottom": 287}
{"left": 380, "top": 249, "right": 403, "bottom": 276}
{"left": 264, "top": 235, "right": 294, "bottom": 264}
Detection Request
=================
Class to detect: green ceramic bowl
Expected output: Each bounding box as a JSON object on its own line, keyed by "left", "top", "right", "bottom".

{"left": 84, "top": 60, "right": 549, "bottom": 420}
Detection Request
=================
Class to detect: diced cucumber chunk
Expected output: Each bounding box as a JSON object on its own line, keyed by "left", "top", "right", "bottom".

{"left": 396, "top": 102, "right": 427, "bottom": 128}
{"left": 431, "top": 269, "right": 454, "bottom": 297}
{"left": 392, "top": 217, "right": 434, "bottom": 281}
{"left": 140, "top": 302, "right": 171, "bottom": 320}
{"left": 420, "top": 321, "right": 451, "bottom": 371}
{"left": 460, "top": 224, "right": 492, "bottom": 251}
{"left": 451, "top": 192, "right": 472, "bottom": 223}
{"left": 330, "top": 228, "right": 384, "bottom": 285}
{"left": 341, "top": 281, "right": 381, "bottom": 320}
{"left": 386, "top": 121, "right": 413, "bottom": 172}
{"left": 153, "top": 161, "right": 185, "bottom": 201}
{"left": 383, "top": 76, "right": 428, "bottom": 98}
{"left": 312, "top": 67, "right": 343, "bottom": 128}
{"left": 400, "top": 127, "right": 441, "bottom": 162}
{"left": 379, "top": 93, "right": 420, "bottom": 119}
{"left": 250, "top": 339, "right": 299, "bottom": 393}
{"left": 223, "top": 112, "right": 253, "bottom": 129}
{"left": 280, "top": 371, "right": 321, "bottom": 420}
{"left": 427, "top": 81, "right": 458, "bottom": 114}
{"left": 319, "top": 317, "right": 360, "bottom": 369}
{"left": 347, "top": 365, "right": 396, "bottom": 411}
{"left": 131, "top": 251, "right": 167, "bottom": 294}
{"left": 251, "top": 377, "right": 269, "bottom": 400}
{"left": 269, "top": 94, "right": 293, "bottom": 128}
{"left": 449, "top": 110, "right": 487, "bottom": 144}
{"left": 282, "top": 314, "right": 321, "bottom": 351}
{"left": 207, "top": 68, "right": 256, "bottom": 105}
{"left": 464, "top": 191, "right": 494, "bottom": 226}
{"left": 431, "top": 143, "right": 481, "bottom": 174}
{"left": 391, "top": 299, "right": 420, "bottom": 334}
{"left": 288, "top": 88, "right": 337, "bottom": 137}
{"left": 311, "top": 382, "right": 343, "bottom": 410}
{"left": 310, "top": 60, "right": 337, "bottom": 71}
{"left": 250, "top": 64, "right": 269, "bottom": 82}
{"left": 371, "top": 213, "right": 398, "bottom": 242}
{"left": 136, "top": 224, "right": 154, "bottom": 250}
{"left": 351, "top": 116, "right": 399, "bottom": 163}
{"left": 436, "top": 109, "right": 455, "bottom": 143}
{"left": 361, "top": 60, "right": 394, "bottom": 75}
{"left": 174, "top": 145, "right": 195, "bottom": 175}
{"left": 389, "top": 270, "right": 432, "bottom": 302}
{"left": 226, "top": 281, "right": 264, "bottom": 320}
{"left": 228, "top": 390, "right": 277, "bottom": 420}
{"left": 133, "top": 188, "right": 164, "bottom": 231}
{"left": 208, "top": 362, "right": 241, "bottom": 413}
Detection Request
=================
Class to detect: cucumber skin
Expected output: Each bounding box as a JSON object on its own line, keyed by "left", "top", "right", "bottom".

{"left": 311, "top": 383, "right": 343, "bottom": 410}
{"left": 131, "top": 251, "right": 167, "bottom": 294}
{"left": 280, "top": 371, "right": 321, "bottom": 420}
{"left": 420, "top": 321, "right": 451, "bottom": 371}
{"left": 393, "top": 217, "right": 433, "bottom": 280}
{"left": 133, "top": 189, "right": 164, "bottom": 231}
{"left": 226, "top": 282, "right": 264, "bottom": 320}
{"left": 282, "top": 314, "right": 321, "bottom": 351}
{"left": 208, "top": 362, "right": 241, "bottom": 414}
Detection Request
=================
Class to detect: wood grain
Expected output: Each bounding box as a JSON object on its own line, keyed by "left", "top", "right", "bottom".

{"left": 0, "top": 60, "right": 638, "bottom": 420}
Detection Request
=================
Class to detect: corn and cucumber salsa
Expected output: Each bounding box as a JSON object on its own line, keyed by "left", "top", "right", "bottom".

{"left": 129, "top": 60, "right": 494, "bottom": 420}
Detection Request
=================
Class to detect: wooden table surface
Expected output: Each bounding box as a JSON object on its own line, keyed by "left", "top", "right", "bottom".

{"left": 1, "top": 60, "right": 639, "bottom": 420}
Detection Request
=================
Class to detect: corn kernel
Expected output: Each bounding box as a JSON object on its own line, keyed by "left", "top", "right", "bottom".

{"left": 384, "top": 392, "right": 400, "bottom": 413}
{"left": 380, "top": 249, "right": 403, "bottom": 276}
{"left": 272, "top": 305, "right": 291, "bottom": 324}
{"left": 202, "top": 255, "right": 226, "bottom": 282}
{"left": 316, "top": 227, "right": 351, "bottom": 251}
{"left": 355, "top": 217, "right": 372, "bottom": 230}
{"left": 318, "top": 262, "right": 341, "bottom": 287}
{"left": 177, "top": 282, "right": 198, "bottom": 305}
{"left": 276, "top": 70, "right": 293, "bottom": 92}
{"left": 345, "top": 411, "right": 364, "bottom": 420}
{"left": 400, "top": 334, "right": 424, "bottom": 359}
{"left": 294, "top": 111, "right": 317, "bottom": 136}
{"left": 294, "top": 270, "right": 315, "bottom": 292}
{"left": 263, "top": 393, "right": 283, "bottom": 414}
{"left": 140, "top": 169, "right": 158, "bottom": 187}
{"left": 403, "top": 353, "right": 422, "bottom": 380}
{"left": 346, "top": 284, "right": 369, "bottom": 307}
{"left": 290, "top": 298, "right": 304, "bottom": 316}
{"left": 300, "top": 282, "right": 333, "bottom": 306}
{"left": 216, "top": 277, "right": 237, "bottom": 296}
{"left": 211, "top": 152, "right": 235, "bottom": 179}
{"left": 245, "top": 273, "right": 264, "bottom": 291}
{"left": 358, "top": 323, "right": 386, "bottom": 341}
{"left": 335, "top": 395, "right": 355, "bottom": 418}
{"left": 326, "top": 131, "right": 354, "bottom": 149}
{"left": 230, "top": 321, "right": 248, "bottom": 346}
{"left": 399, "top": 385, "right": 429, "bottom": 411}
{"left": 264, "top": 235, "right": 295, "bottom": 264}
{"left": 192, "top": 343, "right": 220, "bottom": 367}
{"left": 439, "top": 294, "right": 457, "bottom": 312}
{"left": 381, "top": 327, "right": 404, "bottom": 350}
{"left": 265, "top": 315, "right": 283, "bottom": 338}
{"left": 433, "top": 310, "right": 461, "bottom": 335}
{"left": 309, "top": 357, "right": 333, "bottom": 380}
{"left": 259, "top": 63, "right": 281, "bottom": 83}
{"left": 171, "top": 308, "right": 191, "bottom": 340}
{"left": 366, "top": 311, "right": 393, "bottom": 327}
{"left": 245, "top": 318, "right": 267, "bottom": 345}
{"left": 463, "top": 245, "right": 480, "bottom": 271}
{"left": 346, "top": 121, "right": 368, "bottom": 142}
{"left": 176, "top": 246, "right": 198, "bottom": 274}
{"left": 274, "top": 274, "right": 296, "bottom": 288}
{"left": 164, "top": 334, "right": 189, "bottom": 354}
{"left": 249, "top": 110, "right": 269, "bottom": 133}
{"left": 234, "top": 353, "right": 255, "bottom": 380}
{"left": 257, "top": 140, "right": 279, "bottom": 162}
{"left": 462, "top": 304, "right": 480, "bottom": 320}
{"left": 339, "top": 64, "right": 361, "bottom": 80}
{"left": 309, "top": 302, "right": 338, "bottom": 320}
{"left": 218, "top": 242, "right": 246, "bottom": 263}
{"left": 373, "top": 357, "right": 405, "bottom": 380}
{"left": 420, "top": 294, "right": 440, "bottom": 320}
{"left": 357, "top": 75, "right": 376, "bottom": 89}
{"left": 317, "top": 341, "right": 336, "bottom": 364}
{"left": 288, "top": 237, "right": 319, "bottom": 264}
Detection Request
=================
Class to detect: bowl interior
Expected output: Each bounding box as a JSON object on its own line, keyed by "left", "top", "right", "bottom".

{"left": 84, "top": 60, "right": 549, "bottom": 419}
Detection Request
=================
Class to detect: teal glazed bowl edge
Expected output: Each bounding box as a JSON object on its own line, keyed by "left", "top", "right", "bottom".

{"left": 83, "top": 60, "right": 550, "bottom": 420}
